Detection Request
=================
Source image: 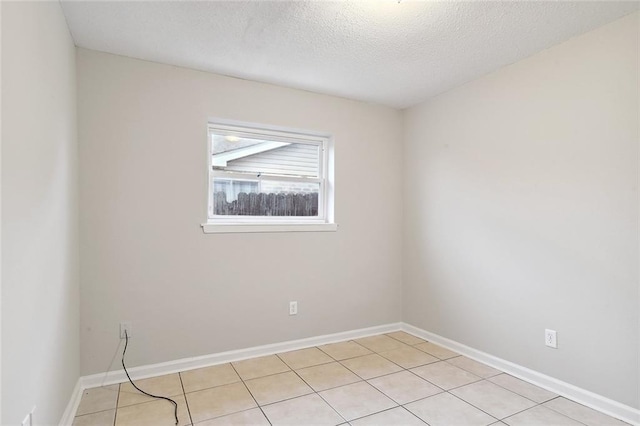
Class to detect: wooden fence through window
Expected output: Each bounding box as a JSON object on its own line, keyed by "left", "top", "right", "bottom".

{"left": 213, "top": 192, "right": 318, "bottom": 216}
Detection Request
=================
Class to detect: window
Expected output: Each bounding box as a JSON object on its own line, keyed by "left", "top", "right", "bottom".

{"left": 202, "top": 120, "right": 336, "bottom": 233}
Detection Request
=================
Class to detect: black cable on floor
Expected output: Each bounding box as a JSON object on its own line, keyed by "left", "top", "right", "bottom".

{"left": 121, "top": 330, "right": 179, "bottom": 425}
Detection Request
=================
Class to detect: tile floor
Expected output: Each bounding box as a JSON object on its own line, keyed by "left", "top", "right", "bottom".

{"left": 73, "top": 331, "right": 629, "bottom": 426}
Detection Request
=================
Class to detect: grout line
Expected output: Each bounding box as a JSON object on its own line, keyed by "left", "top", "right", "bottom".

{"left": 314, "top": 386, "right": 351, "bottom": 423}
{"left": 329, "top": 362, "right": 374, "bottom": 386}
{"left": 485, "top": 373, "right": 559, "bottom": 404}
{"left": 346, "top": 406, "right": 405, "bottom": 424}
{"left": 230, "top": 370, "right": 292, "bottom": 383}
{"left": 403, "top": 366, "right": 447, "bottom": 392}
{"left": 433, "top": 377, "right": 484, "bottom": 392}
{"left": 541, "top": 398, "right": 601, "bottom": 426}
{"left": 444, "top": 356, "right": 500, "bottom": 377}
{"left": 231, "top": 354, "right": 292, "bottom": 382}
{"left": 278, "top": 355, "right": 335, "bottom": 371}
{"left": 365, "top": 374, "right": 443, "bottom": 407}
{"left": 338, "top": 360, "right": 404, "bottom": 383}
{"left": 284, "top": 378, "right": 365, "bottom": 397}
{"left": 286, "top": 357, "right": 349, "bottom": 424}
{"left": 314, "top": 340, "right": 375, "bottom": 361}
{"left": 71, "top": 410, "right": 114, "bottom": 419}
{"left": 382, "top": 332, "right": 428, "bottom": 347}
{"left": 397, "top": 405, "right": 431, "bottom": 425}
{"left": 178, "top": 372, "right": 194, "bottom": 426}
{"left": 506, "top": 401, "right": 546, "bottom": 420}
{"left": 230, "top": 362, "right": 273, "bottom": 426}
{"left": 246, "top": 380, "right": 316, "bottom": 407}
{"left": 444, "top": 391, "right": 500, "bottom": 423}
{"left": 113, "top": 383, "right": 120, "bottom": 426}
{"left": 254, "top": 389, "right": 321, "bottom": 409}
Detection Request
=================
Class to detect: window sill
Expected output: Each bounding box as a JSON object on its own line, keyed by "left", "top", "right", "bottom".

{"left": 201, "top": 222, "right": 338, "bottom": 234}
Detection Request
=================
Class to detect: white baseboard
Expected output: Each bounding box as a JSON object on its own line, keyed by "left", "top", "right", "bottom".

{"left": 61, "top": 322, "right": 400, "bottom": 424}
{"left": 58, "top": 378, "right": 82, "bottom": 426}
{"left": 81, "top": 322, "right": 401, "bottom": 389}
{"left": 64, "top": 321, "right": 638, "bottom": 426}
{"left": 75, "top": 322, "right": 401, "bottom": 393}
{"left": 401, "top": 323, "right": 640, "bottom": 426}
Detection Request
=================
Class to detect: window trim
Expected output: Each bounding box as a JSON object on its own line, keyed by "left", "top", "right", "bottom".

{"left": 202, "top": 119, "right": 336, "bottom": 234}
{"left": 201, "top": 223, "right": 338, "bottom": 234}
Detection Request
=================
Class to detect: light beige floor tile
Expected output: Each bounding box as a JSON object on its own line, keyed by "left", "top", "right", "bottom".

{"left": 405, "top": 392, "right": 496, "bottom": 426}
{"left": 318, "top": 341, "right": 373, "bottom": 360}
{"left": 186, "top": 382, "right": 257, "bottom": 423}
{"left": 543, "top": 397, "right": 629, "bottom": 426}
{"left": 503, "top": 405, "right": 583, "bottom": 426}
{"left": 262, "top": 393, "right": 344, "bottom": 426}
{"left": 354, "top": 335, "right": 406, "bottom": 353}
{"left": 119, "top": 373, "right": 184, "bottom": 407}
{"left": 411, "top": 361, "right": 481, "bottom": 390}
{"left": 245, "top": 371, "right": 313, "bottom": 405}
{"left": 350, "top": 407, "right": 426, "bottom": 425}
{"left": 278, "top": 347, "right": 333, "bottom": 370}
{"left": 340, "top": 354, "right": 403, "bottom": 380}
{"left": 450, "top": 380, "right": 537, "bottom": 419}
{"left": 379, "top": 345, "right": 439, "bottom": 369}
{"left": 414, "top": 342, "right": 459, "bottom": 359}
{"left": 232, "top": 355, "right": 290, "bottom": 380}
{"left": 194, "top": 408, "right": 270, "bottom": 425}
{"left": 296, "top": 361, "right": 361, "bottom": 391}
{"left": 489, "top": 374, "right": 557, "bottom": 403}
{"left": 76, "top": 385, "right": 119, "bottom": 416}
{"left": 72, "top": 409, "right": 116, "bottom": 426}
{"left": 115, "top": 394, "right": 190, "bottom": 426}
{"left": 447, "top": 356, "right": 502, "bottom": 378}
{"left": 181, "top": 363, "right": 240, "bottom": 393}
{"left": 367, "top": 370, "right": 442, "bottom": 404}
{"left": 385, "top": 331, "right": 426, "bottom": 346}
{"left": 319, "top": 381, "right": 397, "bottom": 421}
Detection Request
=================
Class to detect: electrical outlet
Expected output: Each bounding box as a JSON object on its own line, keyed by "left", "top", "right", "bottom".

{"left": 545, "top": 329, "right": 557, "bottom": 348}
{"left": 120, "top": 322, "right": 132, "bottom": 339}
{"left": 289, "top": 301, "right": 298, "bottom": 316}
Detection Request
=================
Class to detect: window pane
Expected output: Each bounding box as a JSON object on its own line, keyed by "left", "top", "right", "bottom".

{"left": 213, "top": 179, "right": 259, "bottom": 203}
{"left": 211, "top": 133, "right": 320, "bottom": 178}
{"left": 213, "top": 179, "right": 319, "bottom": 216}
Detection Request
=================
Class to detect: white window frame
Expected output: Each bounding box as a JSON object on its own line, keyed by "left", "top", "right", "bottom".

{"left": 202, "top": 119, "right": 337, "bottom": 234}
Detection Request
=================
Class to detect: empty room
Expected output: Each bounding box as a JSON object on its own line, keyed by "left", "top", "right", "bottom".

{"left": 1, "top": 1, "right": 639, "bottom": 425}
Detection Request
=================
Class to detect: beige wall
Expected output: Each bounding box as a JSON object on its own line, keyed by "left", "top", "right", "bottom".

{"left": 7, "top": 5, "right": 631, "bottom": 416}
{"left": 77, "top": 49, "right": 403, "bottom": 375}
{"left": 403, "top": 12, "right": 639, "bottom": 408}
{"left": 1, "top": 1, "right": 79, "bottom": 424}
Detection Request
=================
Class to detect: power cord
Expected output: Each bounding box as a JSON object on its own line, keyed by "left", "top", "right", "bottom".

{"left": 121, "top": 330, "right": 179, "bottom": 425}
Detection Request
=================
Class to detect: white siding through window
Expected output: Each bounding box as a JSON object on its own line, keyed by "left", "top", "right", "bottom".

{"left": 223, "top": 143, "right": 319, "bottom": 177}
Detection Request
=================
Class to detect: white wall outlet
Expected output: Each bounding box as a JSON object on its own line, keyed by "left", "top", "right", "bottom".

{"left": 120, "top": 322, "right": 132, "bottom": 339}
{"left": 545, "top": 329, "right": 557, "bottom": 348}
{"left": 289, "top": 301, "right": 298, "bottom": 316}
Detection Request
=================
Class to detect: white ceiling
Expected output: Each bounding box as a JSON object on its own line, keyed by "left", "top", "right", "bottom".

{"left": 60, "top": 1, "right": 639, "bottom": 109}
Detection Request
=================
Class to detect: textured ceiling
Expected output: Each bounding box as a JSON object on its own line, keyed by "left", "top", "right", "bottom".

{"left": 60, "top": 1, "right": 639, "bottom": 109}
